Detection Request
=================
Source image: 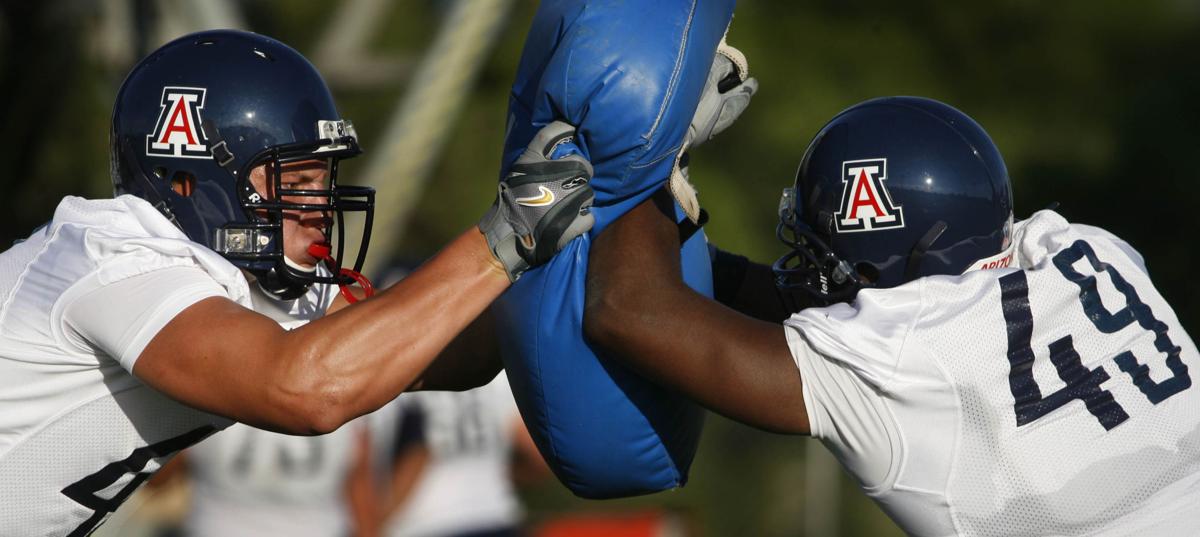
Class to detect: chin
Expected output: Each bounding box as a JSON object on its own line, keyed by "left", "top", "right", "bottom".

{"left": 283, "top": 254, "right": 319, "bottom": 274}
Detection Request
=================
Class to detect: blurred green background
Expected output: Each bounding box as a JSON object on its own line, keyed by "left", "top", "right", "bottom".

{"left": 3, "top": 1, "right": 1198, "bottom": 536}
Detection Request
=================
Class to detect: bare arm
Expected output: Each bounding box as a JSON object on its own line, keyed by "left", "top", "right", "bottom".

{"left": 383, "top": 405, "right": 431, "bottom": 520}
{"left": 584, "top": 191, "right": 809, "bottom": 434}
{"left": 345, "top": 426, "right": 380, "bottom": 537}
{"left": 135, "top": 228, "right": 509, "bottom": 435}
{"left": 408, "top": 306, "right": 502, "bottom": 392}
{"left": 328, "top": 267, "right": 501, "bottom": 393}
{"left": 384, "top": 443, "right": 430, "bottom": 520}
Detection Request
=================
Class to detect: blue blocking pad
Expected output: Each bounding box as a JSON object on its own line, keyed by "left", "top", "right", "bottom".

{"left": 492, "top": 0, "right": 734, "bottom": 498}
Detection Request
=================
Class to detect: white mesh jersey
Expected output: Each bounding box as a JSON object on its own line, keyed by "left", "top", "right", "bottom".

{"left": 0, "top": 196, "right": 255, "bottom": 537}
{"left": 385, "top": 373, "right": 522, "bottom": 537}
{"left": 786, "top": 210, "right": 1200, "bottom": 536}
{"left": 184, "top": 422, "right": 360, "bottom": 537}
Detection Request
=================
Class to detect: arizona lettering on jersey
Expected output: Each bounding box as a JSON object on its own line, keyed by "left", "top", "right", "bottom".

{"left": 146, "top": 86, "right": 210, "bottom": 158}
{"left": 835, "top": 158, "right": 905, "bottom": 232}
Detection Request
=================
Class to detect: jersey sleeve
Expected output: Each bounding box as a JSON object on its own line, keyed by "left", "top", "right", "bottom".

{"left": 61, "top": 265, "right": 229, "bottom": 372}
{"left": 783, "top": 285, "right": 921, "bottom": 489}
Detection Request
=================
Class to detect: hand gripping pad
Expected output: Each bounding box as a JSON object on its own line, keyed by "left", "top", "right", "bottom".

{"left": 492, "top": 0, "right": 735, "bottom": 498}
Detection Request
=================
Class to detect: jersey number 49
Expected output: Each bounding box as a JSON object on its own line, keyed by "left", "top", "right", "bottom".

{"left": 998, "top": 240, "right": 1191, "bottom": 431}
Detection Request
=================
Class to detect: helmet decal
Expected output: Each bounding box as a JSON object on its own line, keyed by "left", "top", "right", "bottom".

{"left": 146, "top": 86, "right": 210, "bottom": 159}
{"left": 835, "top": 158, "right": 904, "bottom": 233}
{"left": 114, "top": 30, "right": 376, "bottom": 300}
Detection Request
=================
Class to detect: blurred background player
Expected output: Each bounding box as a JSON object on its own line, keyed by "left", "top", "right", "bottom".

{"left": 383, "top": 372, "right": 548, "bottom": 537}
{"left": 173, "top": 420, "right": 376, "bottom": 537}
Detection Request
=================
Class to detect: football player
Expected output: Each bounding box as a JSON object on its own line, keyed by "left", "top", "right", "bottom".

{"left": 584, "top": 95, "right": 1200, "bottom": 534}
{"left": 166, "top": 419, "right": 376, "bottom": 537}
{"left": 0, "top": 29, "right": 593, "bottom": 536}
{"left": 383, "top": 372, "right": 545, "bottom": 537}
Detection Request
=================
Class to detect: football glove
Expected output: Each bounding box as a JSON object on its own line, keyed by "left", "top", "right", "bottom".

{"left": 687, "top": 38, "right": 758, "bottom": 149}
{"left": 672, "top": 38, "right": 758, "bottom": 223}
{"left": 480, "top": 121, "right": 595, "bottom": 281}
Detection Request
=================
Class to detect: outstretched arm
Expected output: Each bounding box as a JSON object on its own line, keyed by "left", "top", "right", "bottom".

{"left": 136, "top": 229, "right": 510, "bottom": 435}
{"left": 328, "top": 273, "right": 502, "bottom": 393}
{"left": 408, "top": 306, "right": 503, "bottom": 392}
{"left": 345, "top": 425, "right": 380, "bottom": 537}
{"left": 131, "top": 123, "right": 593, "bottom": 435}
{"left": 584, "top": 190, "right": 809, "bottom": 434}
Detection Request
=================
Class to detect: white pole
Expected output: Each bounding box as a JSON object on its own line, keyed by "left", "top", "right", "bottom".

{"left": 348, "top": 0, "right": 515, "bottom": 274}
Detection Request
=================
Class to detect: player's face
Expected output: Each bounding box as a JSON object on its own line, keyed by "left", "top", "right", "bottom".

{"left": 249, "top": 160, "right": 331, "bottom": 269}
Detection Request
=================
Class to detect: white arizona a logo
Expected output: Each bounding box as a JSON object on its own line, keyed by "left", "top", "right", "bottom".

{"left": 146, "top": 87, "right": 210, "bottom": 159}
{"left": 835, "top": 158, "right": 904, "bottom": 232}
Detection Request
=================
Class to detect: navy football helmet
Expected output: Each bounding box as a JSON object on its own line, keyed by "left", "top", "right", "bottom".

{"left": 774, "top": 96, "right": 1014, "bottom": 305}
{"left": 110, "top": 30, "right": 374, "bottom": 299}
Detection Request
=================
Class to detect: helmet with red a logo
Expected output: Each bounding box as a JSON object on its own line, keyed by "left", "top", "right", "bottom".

{"left": 110, "top": 29, "right": 374, "bottom": 299}
{"left": 774, "top": 96, "right": 1014, "bottom": 305}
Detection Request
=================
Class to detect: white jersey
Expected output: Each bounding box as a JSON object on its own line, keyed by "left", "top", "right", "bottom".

{"left": 0, "top": 196, "right": 251, "bottom": 537}
{"left": 185, "top": 422, "right": 360, "bottom": 537}
{"left": 786, "top": 210, "right": 1200, "bottom": 536}
{"left": 385, "top": 373, "right": 522, "bottom": 537}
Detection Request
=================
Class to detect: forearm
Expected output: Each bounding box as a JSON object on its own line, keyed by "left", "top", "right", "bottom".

{"left": 584, "top": 194, "right": 808, "bottom": 433}
{"left": 589, "top": 270, "right": 800, "bottom": 433}
{"left": 384, "top": 447, "right": 430, "bottom": 517}
{"left": 136, "top": 121, "right": 595, "bottom": 434}
{"left": 136, "top": 227, "right": 507, "bottom": 435}
{"left": 408, "top": 305, "right": 502, "bottom": 392}
{"left": 588, "top": 279, "right": 780, "bottom": 430}
{"left": 282, "top": 228, "right": 508, "bottom": 427}
{"left": 584, "top": 194, "right": 695, "bottom": 373}
{"left": 346, "top": 428, "right": 380, "bottom": 537}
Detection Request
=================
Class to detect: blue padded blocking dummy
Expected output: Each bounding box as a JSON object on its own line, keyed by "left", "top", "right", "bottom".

{"left": 492, "top": 0, "right": 734, "bottom": 498}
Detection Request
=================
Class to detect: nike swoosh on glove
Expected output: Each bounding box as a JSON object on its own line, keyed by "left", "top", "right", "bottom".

{"left": 480, "top": 120, "right": 596, "bottom": 281}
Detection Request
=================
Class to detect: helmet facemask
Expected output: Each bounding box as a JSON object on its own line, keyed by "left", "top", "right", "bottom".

{"left": 772, "top": 187, "right": 867, "bottom": 308}
{"left": 214, "top": 122, "right": 375, "bottom": 300}
{"left": 772, "top": 185, "right": 1001, "bottom": 309}
{"left": 109, "top": 30, "right": 379, "bottom": 302}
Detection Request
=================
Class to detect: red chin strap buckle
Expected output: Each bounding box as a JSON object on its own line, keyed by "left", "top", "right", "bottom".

{"left": 307, "top": 242, "right": 375, "bottom": 304}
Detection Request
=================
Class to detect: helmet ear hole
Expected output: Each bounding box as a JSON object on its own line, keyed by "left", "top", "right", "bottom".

{"left": 170, "top": 171, "right": 196, "bottom": 197}
{"left": 854, "top": 262, "right": 880, "bottom": 284}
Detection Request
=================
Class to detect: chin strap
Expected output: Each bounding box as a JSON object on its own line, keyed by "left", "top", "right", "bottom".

{"left": 904, "top": 221, "right": 948, "bottom": 282}
{"left": 307, "top": 242, "right": 375, "bottom": 304}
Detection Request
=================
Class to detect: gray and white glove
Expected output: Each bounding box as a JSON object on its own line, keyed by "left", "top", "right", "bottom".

{"left": 672, "top": 38, "right": 758, "bottom": 223}
{"left": 687, "top": 39, "right": 758, "bottom": 149}
{"left": 480, "top": 121, "right": 595, "bottom": 282}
